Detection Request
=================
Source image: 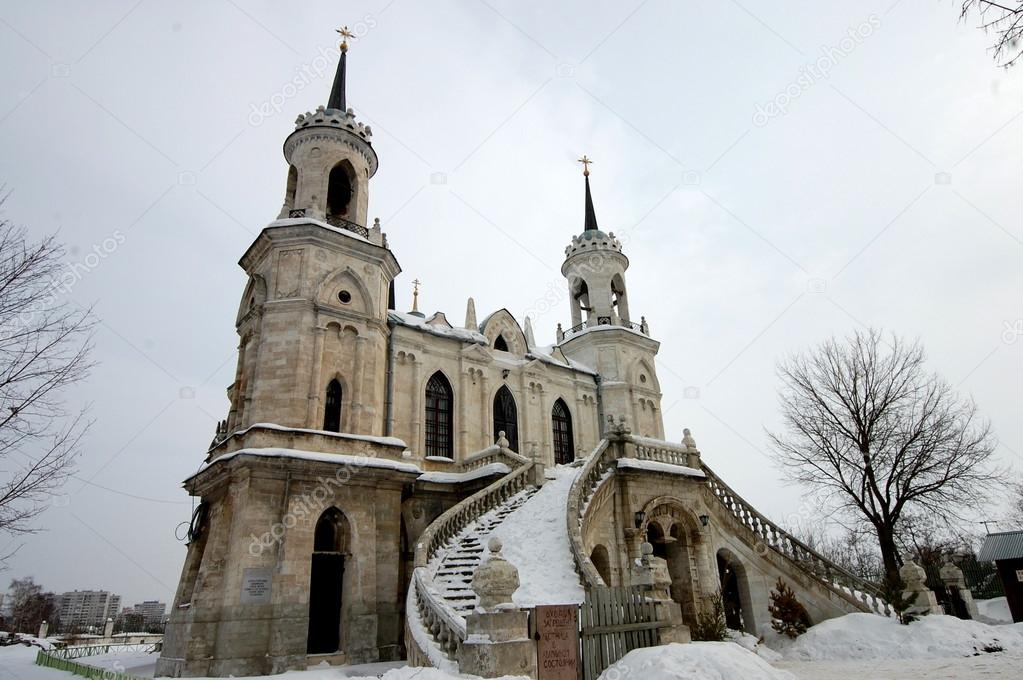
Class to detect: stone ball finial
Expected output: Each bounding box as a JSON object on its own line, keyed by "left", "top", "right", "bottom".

{"left": 641, "top": 542, "right": 654, "bottom": 556}
{"left": 496, "top": 431, "right": 509, "bottom": 448}
{"left": 682, "top": 428, "right": 697, "bottom": 450}
{"left": 472, "top": 535, "right": 519, "bottom": 611}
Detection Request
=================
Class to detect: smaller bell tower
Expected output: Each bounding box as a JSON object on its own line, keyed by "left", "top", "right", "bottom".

{"left": 558, "top": 158, "right": 664, "bottom": 439}
{"left": 278, "top": 26, "right": 376, "bottom": 230}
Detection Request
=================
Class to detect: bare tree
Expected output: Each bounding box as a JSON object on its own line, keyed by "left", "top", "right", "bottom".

{"left": 962, "top": 1, "right": 1023, "bottom": 67}
{"left": 0, "top": 207, "right": 94, "bottom": 555}
{"left": 7, "top": 577, "right": 60, "bottom": 634}
{"left": 768, "top": 329, "right": 999, "bottom": 582}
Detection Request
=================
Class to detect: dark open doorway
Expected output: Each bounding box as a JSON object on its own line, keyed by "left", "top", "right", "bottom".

{"left": 307, "top": 508, "right": 348, "bottom": 654}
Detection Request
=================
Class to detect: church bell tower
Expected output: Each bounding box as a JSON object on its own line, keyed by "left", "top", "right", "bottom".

{"left": 557, "top": 159, "right": 665, "bottom": 439}
{"left": 225, "top": 28, "right": 400, "bottom": 437}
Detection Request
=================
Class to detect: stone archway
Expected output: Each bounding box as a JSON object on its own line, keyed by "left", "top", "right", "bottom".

{"left": 641, "top": 500, "right": 704, "bottom": 627}
{"left": 716, "top": 548, "right": 754, "bottom": 634}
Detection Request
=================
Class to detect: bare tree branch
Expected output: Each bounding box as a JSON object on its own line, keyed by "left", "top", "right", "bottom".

{"left": 962, "top": 0, "right": 1023, "bottom": 67}
{"left": 768, "top": 328, "right": 1002, "bottom": 581}
{"left": 0, "top": 204, "right": 95, "bottom": 561}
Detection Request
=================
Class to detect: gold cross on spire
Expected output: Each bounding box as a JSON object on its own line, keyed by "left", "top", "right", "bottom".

{"left": 578, "top": 155, "right": 594, "bottom": 177}
{"left": 412, "top": 278, "right": 421, "bottom": 313}
{"left": 337, "top": 25, "right": 356, "bottom": 52}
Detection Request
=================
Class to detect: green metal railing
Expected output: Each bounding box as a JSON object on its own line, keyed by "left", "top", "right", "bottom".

{"left": 35, "top": 647, "right": 156, "bottom": 680}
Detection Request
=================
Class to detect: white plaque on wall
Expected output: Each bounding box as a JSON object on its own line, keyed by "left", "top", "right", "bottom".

{"left": 241, "top": 567, "right": 272, "bottom": 604}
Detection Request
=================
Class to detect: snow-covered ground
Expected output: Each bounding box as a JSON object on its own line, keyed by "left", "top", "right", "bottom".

{"left": 7, "top": 609, "right": 1023, "bottom": 680}
{"left": 977, "top": 596, "right": 1013, "bottom": 624}
{"left": 489, "top": 465, "right": 585, "bottom": 607}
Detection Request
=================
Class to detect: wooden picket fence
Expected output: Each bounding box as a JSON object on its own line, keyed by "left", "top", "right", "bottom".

{"left": 578, "top": 587, "right": 667, "bottom": 680}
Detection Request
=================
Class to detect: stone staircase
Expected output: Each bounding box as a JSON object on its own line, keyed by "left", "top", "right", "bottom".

{"left": 406, "top": 458, "right": 540, "bottom": 667}
{"left": 431, "top": 488, "right": 537, "bottom": 615}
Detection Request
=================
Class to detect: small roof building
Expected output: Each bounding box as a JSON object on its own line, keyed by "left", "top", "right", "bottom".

{"left": 978, "top": 530, "right": 1023, "bottom": 622}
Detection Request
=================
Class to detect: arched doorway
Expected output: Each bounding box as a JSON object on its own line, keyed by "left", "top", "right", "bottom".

{"left": 716, "top": 549, "right": 753, "bottom": 633}
{"left": 551, "top": 398, "right": 574, "bottom": 465}
{"left": 308, "top": 508, "right": 349, "bottom": 654}
{"left": 590, "top": 544, "right": 612, "bottom": 585}
{"left": 493, "top": 386, "right": 518, "bottom": 452}
{"left": 643, "top": 505, "right": 703, "bottom": 627}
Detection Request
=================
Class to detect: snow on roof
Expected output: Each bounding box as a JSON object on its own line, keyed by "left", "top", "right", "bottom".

{"left": 417, "top": 462, "right": 511, "bottom": 484}
{"left": 264, "top": 217, "right": 374, "bottom": 245}
{"left": 193, "top": 447, "right": 423, "bottom": 478}
{"left": 389, "top": 311, "right": 489, "bottom": 345}
{"left": 229, "top": 422, "right": 408, "bottom": 449}
{"left": 562, "top": 322, "right": 651, "bottom": 343}
{"left": 530, "top": 346, "right": 597, "bottom": 375}
{"left": 616, "top": 458, "right": 705, "bottom": 478}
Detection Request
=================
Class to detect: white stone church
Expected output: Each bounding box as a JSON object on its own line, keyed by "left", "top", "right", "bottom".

{"left": 156, "top": 33, "right": 890, "bottom": 678}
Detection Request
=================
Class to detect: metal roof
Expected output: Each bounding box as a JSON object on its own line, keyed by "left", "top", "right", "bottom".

{"left": 978, "top": 531, "right": 1023, "bottom": 562}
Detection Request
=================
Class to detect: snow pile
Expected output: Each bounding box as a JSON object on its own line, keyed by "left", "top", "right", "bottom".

{"left": 782, "top": 612, "right": 1023, "bottom": 661}
{"left": 597, "top": 642, "right": 796, "bottom": 680}
{"left": 342, "top": 668, "right": 527, "bottom": 680}
{"left": 490, "top": 466, "right": 585, "bottom": 607}
{"left": 0, "top": 631, "right": 54, "bottom": 650}
{"left": 728, "top": 629, "right": 781, "bottom": 662}
{"left": 977, "top": 597, "right": 1013, "bottom": 624}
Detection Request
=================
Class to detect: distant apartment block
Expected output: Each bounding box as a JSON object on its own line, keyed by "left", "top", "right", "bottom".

{"left": 58, "top": 590, "right": 122, "bottom": 630}
{"left": 132, "top": 600, "right": 167, "bottom": 627}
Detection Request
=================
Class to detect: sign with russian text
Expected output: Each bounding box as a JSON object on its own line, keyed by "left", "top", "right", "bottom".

{"left": 536, "top": 604, "right": 579, "bottom": 680}
{"left": 241, "top": 567, "right": 272, "bottom": 604}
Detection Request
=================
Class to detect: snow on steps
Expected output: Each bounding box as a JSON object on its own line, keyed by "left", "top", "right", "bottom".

{"left": 428, "top": 488, "right": 537, "bottom": 615}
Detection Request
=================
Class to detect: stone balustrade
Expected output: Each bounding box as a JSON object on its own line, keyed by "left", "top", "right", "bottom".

{"left": 702, "top": 464, "right": 891, "bottom": 617}
{"left": 409, "top": 460, "right": 538, "bottom": 666}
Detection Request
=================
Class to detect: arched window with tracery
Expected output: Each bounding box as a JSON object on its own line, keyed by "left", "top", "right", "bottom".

{"left": 493, "top": 385, "right": 519, "bottom": 452}
{"left": 551, "top": 398, "right": 574, "bottom": 465}
{"left": 425, "top": 372, "right": 453, "bottom": 458}
{"left": 323, "top": 379, "right": 342, "bottom": 432}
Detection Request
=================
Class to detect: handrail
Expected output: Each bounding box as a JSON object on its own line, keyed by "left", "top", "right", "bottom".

{"left": 458, "top": 445, "right": 530, "bottom": 472}
{"left": 701, "top": 463, "right": 891, "bottom": 617}
{"left": 566, "top": 439, "right": 615, "bottom": 586}
{"left": 409, "top": 460, "right": 537, "bottom": 664}
{"left": 414, "top": 461, "right": 535, "bottom": 568}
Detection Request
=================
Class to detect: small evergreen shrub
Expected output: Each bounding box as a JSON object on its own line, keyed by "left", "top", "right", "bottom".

{"left": 881, "top": 573, "right": 920, "bottom": 625}
{"left": 690, "top": 591, "right": 728, "bottom": 641}
{"left": 768, "top": 578, "right": 812, "bottom": 638}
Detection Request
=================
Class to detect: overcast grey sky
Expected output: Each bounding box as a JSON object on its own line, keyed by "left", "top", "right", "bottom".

{"left": 1, "top": 0, "right": 1021, "bottom": 605}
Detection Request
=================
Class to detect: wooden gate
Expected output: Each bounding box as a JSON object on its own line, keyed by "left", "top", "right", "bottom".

{"left": 578, "top": 587, "right": 665, "bottom": 680}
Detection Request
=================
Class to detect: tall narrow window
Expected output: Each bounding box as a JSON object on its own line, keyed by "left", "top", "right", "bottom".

{"left": 323, "top": 379, "right": 342, "bottom": 433}
{"left": 493, "top": 386, "right": 518, "bottom": 452}
{"left": 425, "top": 372, "right": 453, "bottom": 458}
{"left": 552, "top": 398, "right": 574, "bottom": 465}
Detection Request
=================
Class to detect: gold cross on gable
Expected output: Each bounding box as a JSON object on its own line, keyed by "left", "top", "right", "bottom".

{"left": 578, "top": 155, "right": 594, "bottom": 176}
{"left": 337, "top": 25, "right": 356, "bottom": 51}
{"left": 412, "top": 278, "right": 421, "bottom": 294}
{"left": 411, "top": 278, "right": 422, "bottom": 313}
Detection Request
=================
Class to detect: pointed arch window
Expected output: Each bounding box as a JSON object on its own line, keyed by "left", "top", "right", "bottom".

{"left": 308, "top": 508, "right": 348, "bottom": 653}
{"left": 425, "top": 372, "right": 453, "bottom": 458}
{"left": 493, "top": 386, "right": 519, "bottom": 452}
{"left": 323, "top": 379, "right": 343, "bottom": 433}
{"left": 552, "top": 398, "right": 574, "bottom": 465}
{"left": 493, "top": 335, "right": 509, "bottom": 352}
{"left": 327, "top": 162, "right": 354, "bottom": 221}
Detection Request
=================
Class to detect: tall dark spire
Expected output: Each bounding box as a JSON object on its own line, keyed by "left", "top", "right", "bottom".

{"left": 328, "top": 26, "right": 355, "bottom": 111}
{"left": 578, "top": 155, "right": 599, "bottom": 232}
